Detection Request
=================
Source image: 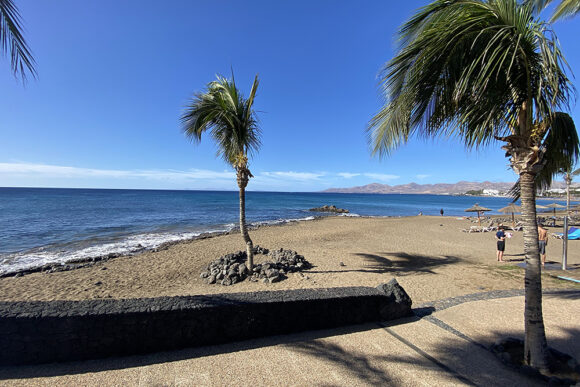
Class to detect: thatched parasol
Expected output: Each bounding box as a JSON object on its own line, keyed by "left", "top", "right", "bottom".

{"left": 498, "top": 203, "right": 521, "bottom": 228}
{"left": 465, "top": 203, "right": 492, "bottom": 227}
{"left": 544, "top": 202, "right": 566, "bottom": 217}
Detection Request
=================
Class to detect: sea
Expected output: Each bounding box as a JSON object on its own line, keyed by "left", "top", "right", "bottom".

{"left": 0, "top": 187, "right": 566, "bottom": 276}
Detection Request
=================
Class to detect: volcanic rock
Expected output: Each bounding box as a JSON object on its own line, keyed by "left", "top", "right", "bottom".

{"left": 309, "top": 205, "right": 349, "bottom": 213}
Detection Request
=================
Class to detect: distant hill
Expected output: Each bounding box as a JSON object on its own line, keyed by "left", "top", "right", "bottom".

{"left": 322, "top": 181, "right": 566, "bottom": 195}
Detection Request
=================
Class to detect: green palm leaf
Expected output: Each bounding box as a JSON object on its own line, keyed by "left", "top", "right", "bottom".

{"left": 528, "top": 0, "right": 580, "bottom": 21}
{"left": 508, "top": 112, "right": 578, "bottom": 200}
{"left": 368, "top": 0, "right": 572, "bottom": 158}
{"left": 181, "top": 74, "right": 261, "bottom": 167}
{"left": 0, "top": 0, "right": 36, "bottom": 81}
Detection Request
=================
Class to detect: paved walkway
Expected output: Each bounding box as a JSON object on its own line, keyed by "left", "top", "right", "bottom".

{"left": 0, "top": 289, "right": 578, "bottom": 386}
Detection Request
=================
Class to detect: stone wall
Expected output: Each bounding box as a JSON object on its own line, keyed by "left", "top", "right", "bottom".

{"left": 0, "top": 281, "right": 412, "bottom": 365}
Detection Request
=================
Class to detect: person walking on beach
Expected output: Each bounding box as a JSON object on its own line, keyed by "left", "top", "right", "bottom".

{"left": 496, "top": 226, "right": 506, "bottom": 262}
{"left": 538, "top": 223, "right": 548, "bottom": 267}
{"left": 440, "top": 208, "right": 444, "bottom": 216}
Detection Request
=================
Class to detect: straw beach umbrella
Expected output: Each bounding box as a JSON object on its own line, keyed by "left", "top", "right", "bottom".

{"left": 464, "top": 203, "right": 492, "bottom": 227}
{"left": 544, "top": 202, "right": 566, "bottom": 216}
{"left": 498, "top": 203, "right": 521, "bottom": 228}
{"left": 536, "top": 203, "right": 566, "bottom": 224}
{"left": 542, "top": 202, "right": 566, "bottom": 226}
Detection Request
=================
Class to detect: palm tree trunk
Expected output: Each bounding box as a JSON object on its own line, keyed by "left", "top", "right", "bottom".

{"left": 237, "top": 170, "right": 254, "bottom": 271}
{"left": 520, "top": 172, "right": 549, "bottom": 370}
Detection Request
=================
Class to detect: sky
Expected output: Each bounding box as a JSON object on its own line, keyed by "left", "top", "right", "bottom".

{"left": 1, "top": 0, "right": 579, "bottom": 192}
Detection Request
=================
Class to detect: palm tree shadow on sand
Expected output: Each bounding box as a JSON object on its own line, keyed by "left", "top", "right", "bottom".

{"left": 308, "top": 252, "right": 461, "bottom": 276}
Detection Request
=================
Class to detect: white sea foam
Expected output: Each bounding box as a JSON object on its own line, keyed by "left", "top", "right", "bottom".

{"left": 0, "top": 217, "right": 319, "bottom": 276}
{"left": 0, "top": 228, "right": 232, "bottom": 276}
{"left": 249, "top": 215, "right": 316, "bottom": 228}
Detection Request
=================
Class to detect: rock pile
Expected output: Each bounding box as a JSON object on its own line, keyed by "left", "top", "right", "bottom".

{"left": 200, "top": 246, "right": 312, "bottom": 286}
{"left": 309, "top": 205, "right": 349, "bottom": 213}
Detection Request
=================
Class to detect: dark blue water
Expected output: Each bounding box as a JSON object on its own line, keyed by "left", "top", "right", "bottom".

{"left": 0, "top": 187, "right": 563, "bottom": 274}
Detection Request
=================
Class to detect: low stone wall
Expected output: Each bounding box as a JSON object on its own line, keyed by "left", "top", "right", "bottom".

{"left": 0, "top": 281, "right": 412, "bottom": 365}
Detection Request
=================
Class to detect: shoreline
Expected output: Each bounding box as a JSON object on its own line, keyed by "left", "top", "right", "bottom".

{"left": 1, "top": 209, "right": 574, "bottom": 279}
{"left": 0, "top": 214, "right": 332, "bottom": 278}
{"left": 2, "top": 213, "right": 374, "bottom": 278}
{"left": 1, "top": 215, "right": 577, "bottom": 304}
{"left": 3, "top": 189, "right": 572, "bottom": 279}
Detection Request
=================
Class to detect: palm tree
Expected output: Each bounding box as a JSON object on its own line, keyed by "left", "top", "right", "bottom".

{"left": 0, "top": 0, "right": 36, "bottom": 81}
{"left": 181, "top": 73, "right": 261, "bottom": 271}
{"left": 529, "top": 0, "right": 580, "bottom": 21}
{"left": 368, "top": 0, "right": 578, "bottom": 370}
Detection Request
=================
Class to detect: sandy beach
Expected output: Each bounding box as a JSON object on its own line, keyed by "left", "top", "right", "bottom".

{"left": 1, "top": 216, "right": 578, "bottom": 304}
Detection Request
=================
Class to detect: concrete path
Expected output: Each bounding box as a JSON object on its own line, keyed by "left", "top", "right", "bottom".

{"left": 0, "top": 290, "right": 578, "bottom": 386}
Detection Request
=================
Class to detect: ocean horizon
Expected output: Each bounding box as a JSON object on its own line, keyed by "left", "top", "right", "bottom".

{"left": 0, "top": 187, "right": 567, "bottom": 275}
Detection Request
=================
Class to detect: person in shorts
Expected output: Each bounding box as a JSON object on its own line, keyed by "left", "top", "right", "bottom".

{"left": 496, "top": 226, "right": 506, "bottom": 262}
{"left": 538, "top": 223, "right": 548, "bottom": 267}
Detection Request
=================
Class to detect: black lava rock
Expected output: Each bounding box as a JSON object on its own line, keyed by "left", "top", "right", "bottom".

{"left": 201, "top": 246, "right": 311, "bottom": 286}
{"left": 376, "top": 279, "right": 413, "bottom": 319}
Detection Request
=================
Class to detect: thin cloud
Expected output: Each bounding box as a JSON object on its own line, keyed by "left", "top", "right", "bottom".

{"left": 0, "top": 162, "right": 235, "bottom": 181}
{"left": 259, "top": 171, "right": 325, "bottom": 181}
{"left": 338, "top": 172, "right": 360, "bottom": 179}
{"left": 416, "top": 174, "right": 430, "bottom": 180}
{"left": 363, "top": 173, "right": 399, "bottom": 182}
{"left": 1, "top": 162, "right": 405, "bottom": 190}
{"left": 0, "top": 163, "right": 332, "bottom": 190}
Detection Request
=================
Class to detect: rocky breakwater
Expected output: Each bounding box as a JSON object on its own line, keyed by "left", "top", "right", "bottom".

{"left": 309, "top": 205, "right": 349, "bottom": 214}
{"left": 200, "top": 246, "right": 312, "bottom": 286}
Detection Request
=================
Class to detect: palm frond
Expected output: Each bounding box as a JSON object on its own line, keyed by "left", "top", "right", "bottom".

{"left": 181, "top": 73, "right": 261, "bottom": 167}
{"left": 509, "top": 112, "right": 578, "bottom": 200}
{"left": 368, "top": 0, "right": 573, "bottom": 157}
{"left": 551, "top": 0, "right": 580, "bottom": 20}
{"left": 541, "top": 112, "right": 579, "bottom": 176}
{"left": 526, "top": 0, "right": 580, "bottom": 21}
{"left": 0, "top": 0, "right": 36, "bottom": 81}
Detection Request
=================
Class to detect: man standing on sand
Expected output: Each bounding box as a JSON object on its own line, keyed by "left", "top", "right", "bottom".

{"left": 496, "top": 226, "right": 506, "bottom": 262}
{"left": 538, "top": 223, "right": 548, "bottom": 267}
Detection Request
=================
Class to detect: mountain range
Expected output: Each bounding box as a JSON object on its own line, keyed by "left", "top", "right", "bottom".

{"left": 322, "top": 181, "right": 567, "bottom": 195}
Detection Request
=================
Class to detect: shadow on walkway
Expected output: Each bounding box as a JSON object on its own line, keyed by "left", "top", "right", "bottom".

{"left": 287, "top": 340, "right": 393, "bottom": 385}
{"left": 282, "top": 316, "right": 561, "bottom": 386}
{"left": 0, "top": 322, "right": 382, "bottom": 380}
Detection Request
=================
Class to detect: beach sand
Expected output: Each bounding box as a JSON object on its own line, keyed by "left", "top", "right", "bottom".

{"left": 0, "top": 216, "right": 578, "bottom": 304}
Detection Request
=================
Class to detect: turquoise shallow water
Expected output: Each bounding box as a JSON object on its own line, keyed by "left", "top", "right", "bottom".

{"left": 0, "top": 187, "right": 563, "bottom": 274}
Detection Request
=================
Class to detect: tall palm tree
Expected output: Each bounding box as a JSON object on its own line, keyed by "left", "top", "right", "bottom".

{"left": 529, "top": 0, "right": 580, "bottom": 21}
{"left": 0, "top": 0, "right": 36, "bottom": 81}
{"left": 368, "top": 0, "right": 578, "bottom": 370}
{"left": 181, "top": 74, "right": 261, "bottom": 271}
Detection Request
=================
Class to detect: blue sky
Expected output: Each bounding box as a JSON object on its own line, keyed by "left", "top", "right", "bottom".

{"left": 1, "top": 0, "right": 579, "bottom": 192}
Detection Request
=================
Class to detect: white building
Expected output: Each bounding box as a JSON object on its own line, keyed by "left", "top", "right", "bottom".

{"left": 483, "top": 189, "right": 500, "bottom": 196}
